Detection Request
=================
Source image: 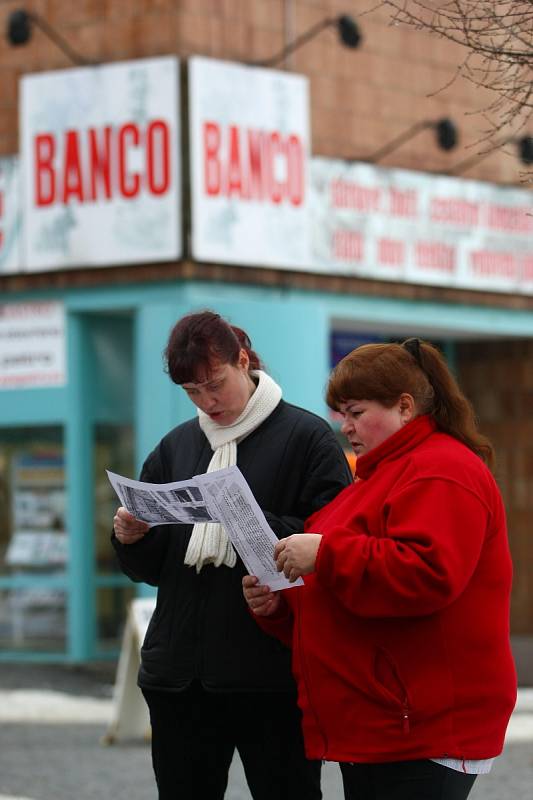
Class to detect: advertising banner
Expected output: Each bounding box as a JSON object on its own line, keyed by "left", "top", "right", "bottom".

{"left": 189, "top": 56, "right": 311, "bottom": 269}
{"left": 21, "top": 57, "right": 181, "bottom": 271}
{"left": 0, "top": 301, "right": 66, "bottom": 389}
{"left": 311, "top": 158, "right": 533, "bottom": 295}
{"left": 0, "top": 156, "right": 22, "bottom": 274}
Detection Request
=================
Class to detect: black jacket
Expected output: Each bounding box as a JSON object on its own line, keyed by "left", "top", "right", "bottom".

{"left": 112, "top": 400, "right": 352, "bottom": 692}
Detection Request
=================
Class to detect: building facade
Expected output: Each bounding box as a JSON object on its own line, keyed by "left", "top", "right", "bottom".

{"left": 0, "top": 1, "right": 531, "bottom": 680}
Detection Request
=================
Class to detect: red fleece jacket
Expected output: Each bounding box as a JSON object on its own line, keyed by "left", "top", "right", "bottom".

{"left": 256, "top": 416, "right": 517, "bottom": 763}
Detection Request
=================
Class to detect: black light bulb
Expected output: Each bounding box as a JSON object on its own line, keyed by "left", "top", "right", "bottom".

{"left": 7, "top": 10, "right": 32, "bottom": 46}
{"left": 436, "top": 118, "right": 458, "bottom": 151}
{"left": 337, "top": 15, "right": 362, "bottom": 49}
{"left": 518, "top": 136, "right": 533, "bottom": 166}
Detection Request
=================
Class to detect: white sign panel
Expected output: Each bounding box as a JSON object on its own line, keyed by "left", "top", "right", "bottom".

{"left": 0, "top": 156, "right": 22, "bottom": 274}
{"left": 189, "top": 56, "right": 311, "bottom": 269}
{"left": 0, "top": 301, "right": 66, "bottom": 389}
{"left": 311, "top": 158, "right": 533, "bottom": 295}
{"left": 21, "top": 57, "right": 181, "bottom": 271}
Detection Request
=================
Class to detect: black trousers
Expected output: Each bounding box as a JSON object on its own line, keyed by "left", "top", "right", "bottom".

{"left": 142, "top": 682, "right": 322, "bottom": 800}
{"left": 340, "top": 759, "right": 477, "bottom": 800}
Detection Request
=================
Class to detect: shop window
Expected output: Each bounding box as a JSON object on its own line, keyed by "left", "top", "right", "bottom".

{"left": 0, "top": 427, "right": 66, "bottom": 652}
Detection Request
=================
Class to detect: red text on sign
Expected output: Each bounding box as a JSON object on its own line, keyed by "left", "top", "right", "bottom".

{"left": 389, "top": 188, "right": 417, "bottom": 217}
{"left": 378, "top": 238, "right": 405, "bottom": 266}
{"left": 203, "top": 122, "right": 304, "bottom": 206}
{"left": 485, "top": 204, "right": 533, "bottom": 233}
{"left": 470, "top": 250, "right": 519, "bottom": 279}
{"left": 430, "top": 197, "right": 480, "bottom": 226}
{"left": 415, "top": 242, "right": 455, "bottom": 273}
{"left": 330, "top": 180, "right": 381, "bottom": 212}
{"left": 333, "top": 230, "right": 364, "bottom": 261}
{"left": 34, "top": 121, "right": 172, "bottom": 207}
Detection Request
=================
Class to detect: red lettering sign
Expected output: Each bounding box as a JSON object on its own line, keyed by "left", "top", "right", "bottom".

{"left": 247, "top": 130, "right": 264, "bottom": 201}
{"left": 286, "top": 135, "right": 303, "bottom": 207}
{"left": 89, "top": 127, "right": 112, "bottom": 201}
{"left": 333, "top": 230, "right": 364, "bottom": 261}
{"left": 33, "top": 121, "right": 172, "bottom": 207}
{"left": 201, "top": 121, "right": 304, "bottom": 207}
{"left": 204, "top": 122, "right": 221, "bottom": 196}
{"left": 227, "top": 125, "right": 244, "bottom": 198}
{"left": 378, "top": 238, "right": 405, "bottom": 266}
{"left": 63, "top": 130, "right": 84, "bottom": 203}
{"left": 485, "top": 204, "right": 533, "bottom": 233}
{"left": 389, "top": 188, "right": 417, "bottom": 217}
{"left": 470, "top": 250, "right": 519, "bottom": 279}
{"left": 430, "top": 197, "right": 480, "bottom": 226}
{"left": 330, "top": 180, "right": 381, "bottom": 212}
{"left": 146, "top": 120, "right": 171, "bottom": 196}
{"left": 35, "top": 134, "right": 56, "bottom": 206}
{"left": 118, "top": 123, "right": 140, "bottom": 198}
{"left": 415, "top": 242, "right": 455, "bottom": 273}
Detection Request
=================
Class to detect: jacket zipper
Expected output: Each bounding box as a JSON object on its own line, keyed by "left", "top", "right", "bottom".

{"left": 401, "top": 700, "right": 410, "bottom": 733}
{"left": 376, "top": 647, "right": 411, "bottom": 735}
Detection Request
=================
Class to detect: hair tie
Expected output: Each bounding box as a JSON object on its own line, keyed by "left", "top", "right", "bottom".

{"left": 403, "top": 337, "right": 422, "bottom": 365}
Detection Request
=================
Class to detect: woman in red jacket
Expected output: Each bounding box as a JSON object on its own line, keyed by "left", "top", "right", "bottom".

{"left": 243, "top": 338, "right": 517, "bottom": 800}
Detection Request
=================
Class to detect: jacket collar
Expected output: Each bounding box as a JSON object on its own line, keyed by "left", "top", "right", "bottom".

{"left": 355, "top": 415, "right": 437, "bottom": 480}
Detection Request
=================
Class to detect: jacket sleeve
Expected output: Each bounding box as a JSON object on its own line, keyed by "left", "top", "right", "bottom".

{"left": 315, "top": 477, "right": 490, "bottom": 617}
{"left": 250, "top": 596, "right": 295, "bottom": 649}
{"left": 111, "top": 447, "right": 171, "bottom": 586}
{"left": 265, "top": 427, "right": 352, "bottom": 538}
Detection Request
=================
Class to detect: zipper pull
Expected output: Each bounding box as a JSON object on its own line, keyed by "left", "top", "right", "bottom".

{"left": 402, "top": 708, "right": 410, "bottom": 734}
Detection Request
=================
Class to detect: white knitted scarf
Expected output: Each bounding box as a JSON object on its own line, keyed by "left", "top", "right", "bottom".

{"left": 184, "top": 370, "right": 282, "bottom": 572}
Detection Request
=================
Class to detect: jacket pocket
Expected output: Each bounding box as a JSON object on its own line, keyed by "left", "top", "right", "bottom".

{"left": 141, "top": 605, "right": 165, "bottom": 652}
{"left": 373, "top": 646, "right": 411, "bottom": 733}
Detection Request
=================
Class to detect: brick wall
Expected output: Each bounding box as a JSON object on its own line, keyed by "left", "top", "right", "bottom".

{"left": 457, "top": 339, "right": 533, "bottom": 637}
{"left": 0, "top": 0, "right": 526, "bottom": 184}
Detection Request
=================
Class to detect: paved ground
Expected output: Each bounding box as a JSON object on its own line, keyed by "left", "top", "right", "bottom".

{"left": 0, "top": 664, "right": 532, "bottom": 799}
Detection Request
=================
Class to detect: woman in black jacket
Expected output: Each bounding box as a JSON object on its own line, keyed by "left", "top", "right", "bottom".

{"left": 112, "top": 310, "right": 352, "bottom": 800}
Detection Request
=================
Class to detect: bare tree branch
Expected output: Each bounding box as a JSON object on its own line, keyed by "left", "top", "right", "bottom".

{"left": 381, "top": 0, "right": 533, "bottom": 144}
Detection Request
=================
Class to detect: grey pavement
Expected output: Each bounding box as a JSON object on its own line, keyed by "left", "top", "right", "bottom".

{"left": 0, "top": 664, "right": 531, "bottom": 799}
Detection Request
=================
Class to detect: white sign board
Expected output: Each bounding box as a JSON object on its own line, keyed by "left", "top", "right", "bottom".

{"left": 0, "top": 155, "right": 22, "bottom": 274}
{"left": 21, "top": 57, "right": 181, "bottom": 271}
{"left": 0, "top": 301, "right": 66, "bottom": 389}
{"left": 103, "top": 597, "right": 155, "bottom": 744}
{"left": 311, "top": 157, "right": 533, "bottom": 295}
{"left": 189, "top": 56, "right": 311, "bottom": 269}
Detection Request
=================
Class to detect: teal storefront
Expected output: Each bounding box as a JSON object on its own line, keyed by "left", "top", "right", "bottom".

{"left": 1, "top": 277, "right": 533, "bottom": 665}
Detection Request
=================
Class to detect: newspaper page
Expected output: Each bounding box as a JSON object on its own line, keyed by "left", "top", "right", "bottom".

{"left": 106, "top": 470, "right": 214, "bottom": 525}
{"left": 107, "top": 466, "right": 302, "bottom": 591}
{"left": 196, "top": 467, "right": 304, "bottom": 591}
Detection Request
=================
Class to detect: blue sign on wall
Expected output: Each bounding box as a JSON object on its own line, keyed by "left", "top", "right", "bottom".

{"left": 330, "top": 331, "right": 384, "bottom": 367}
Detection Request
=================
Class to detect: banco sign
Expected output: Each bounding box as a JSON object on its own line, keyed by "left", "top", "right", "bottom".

{"left": 21, "top": 57, "right": 181, "bottom": 271}
{"left": 189, "top": 57, "right": 311, "bottom": 270}
{"left": 33, "top": 121, "right": 172, "bottom": 206}
{"left": 202, "top": 122, "right": 304, "bottom": 207}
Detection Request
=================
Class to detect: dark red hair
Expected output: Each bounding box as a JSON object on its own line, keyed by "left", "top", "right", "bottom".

{"left": 164, "top": 310, "right": 262, "bottom": 384}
